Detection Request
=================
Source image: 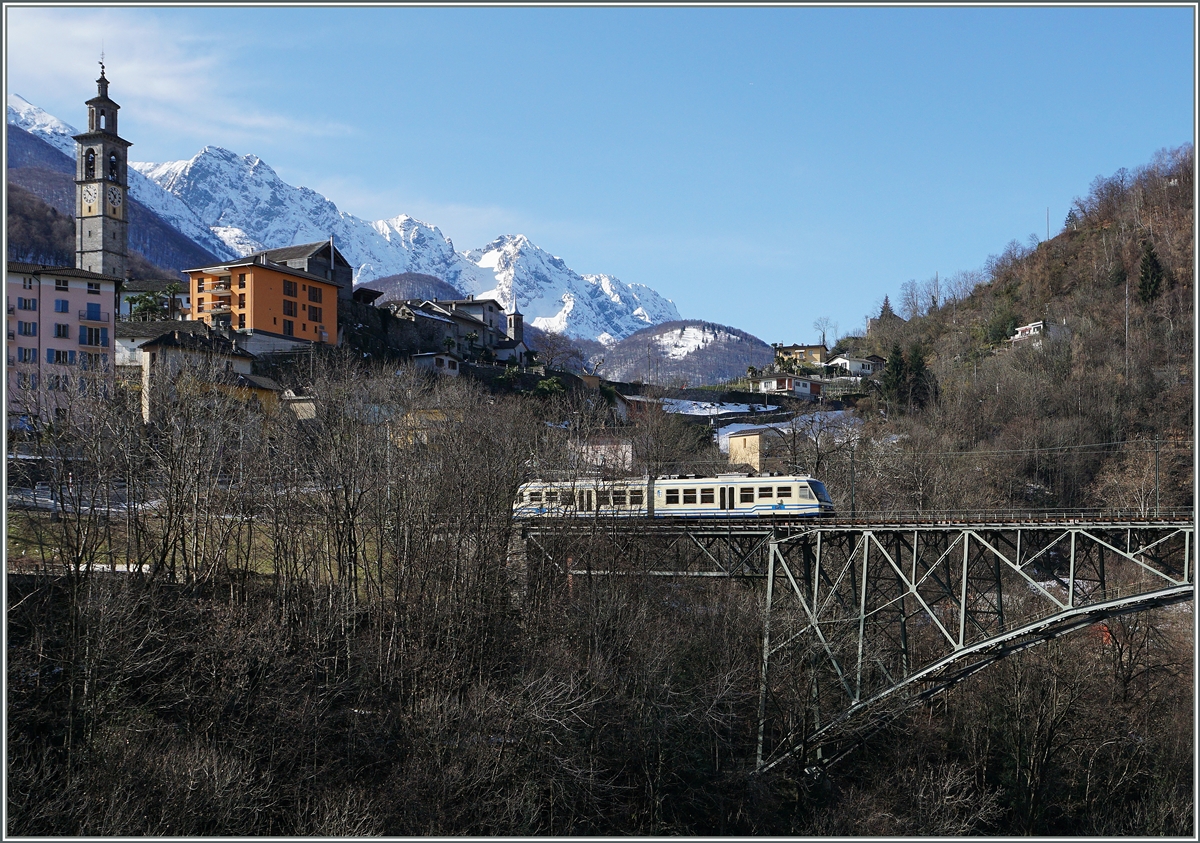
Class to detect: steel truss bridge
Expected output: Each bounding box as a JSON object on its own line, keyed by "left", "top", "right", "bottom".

{"left": 518, "top": 516, "right": 1194, "bottom": 774}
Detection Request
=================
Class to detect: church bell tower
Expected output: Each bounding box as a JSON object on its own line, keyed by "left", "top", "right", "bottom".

{"left": 74, "top": 63, "right": 132, "bottom": 279}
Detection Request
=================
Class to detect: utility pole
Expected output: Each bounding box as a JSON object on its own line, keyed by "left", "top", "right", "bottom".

{"left": 1154, "top": 436, "right": 1160, "bottom": 517}
{"left": 849, "top": 439, "right": 856, "bottom": 517}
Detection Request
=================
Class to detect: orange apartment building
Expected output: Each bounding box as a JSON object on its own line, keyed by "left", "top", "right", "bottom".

{"left": 185, "top": 241, "right": 351, "bottom": 354}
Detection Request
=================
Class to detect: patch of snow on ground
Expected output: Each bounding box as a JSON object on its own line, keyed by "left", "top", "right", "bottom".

{"left": 659, "top": 398, "right": 778, "bottom": 416}
{"left": 713, "top": 411, "right": 859, "bottom": 452}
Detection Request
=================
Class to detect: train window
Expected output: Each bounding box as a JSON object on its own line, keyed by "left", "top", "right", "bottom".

{"left": 759, "top": 486, "right": 773, "bottom": 499}
{"left": 516, "top": 491, "right": 524, "bottom": 503}
{"left": 740, "top": 487, "right": 754, "bottom": 503}
{"left": 613, "top": 489, "right": 627, "bottom": 506}
{"left": 683, "top": 489, "right": 697, "bottom": 504}
{"left": 797, "top": 485, "right": 814, "bottom": 500}
{"left": 630, "top": 489, "right": 644, "bottom": 505}
{"left": 777, "top": 486, "right": 792, "bottom": 498}
{"left": 563, "top": 491, "right": 576, "bottom": 507}
{"left": 666, "top": 489, "right": 680, "bottom": 505}
{"left": 700, "top": 488, "right": 714, "bottom": 504}
{"left": 546, "top": 491, "right": 558, "bottom": 504}
{"left": 529, "top": 491, "right": 543, "bottom": 503}
{"left": 597, "top": 491, "right": 611, "bottom": 507}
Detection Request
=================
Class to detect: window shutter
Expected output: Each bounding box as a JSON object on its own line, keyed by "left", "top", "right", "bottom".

{"left": 80, "top": 326, "right": 87, "bottom": 344}
{"left": 100, "top": 328, "right": 108, "bottom": 347}
{"left": 47, "top": 348, "right": 54, "bottom": 363}
{"left": 68, "top": 351, "right": 76, "bottom": 365}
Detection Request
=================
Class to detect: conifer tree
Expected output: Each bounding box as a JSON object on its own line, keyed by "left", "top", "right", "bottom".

{"left": 879, "top": 296, "right": 896, "bottom": 320}
{"left": 881, "top": 343, "right": 907, "bottom": 409}
{"left": 906, "top": 343, "right": 929, "bottom": 409}
{"left": 1138, "top": 240, "right": 1164, "bottom": 303}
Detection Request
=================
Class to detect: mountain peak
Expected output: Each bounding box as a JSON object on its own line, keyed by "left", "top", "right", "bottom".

{"left": 12, "top": 96, "right": 683, "bottom": 344}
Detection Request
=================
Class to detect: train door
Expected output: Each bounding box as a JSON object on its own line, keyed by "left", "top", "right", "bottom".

{"left": 727, "top": 486, "right": 736, "bottom": 510}
{"left": 720, "top": 487, "right": 726, "bottom": 509}
{"left": 585, "top": 490, "right": 593, "bottom": 512}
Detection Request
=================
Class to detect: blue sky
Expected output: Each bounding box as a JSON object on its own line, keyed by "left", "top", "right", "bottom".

{"left": 6, "top": 5, "right": 1195, "bottom": 344}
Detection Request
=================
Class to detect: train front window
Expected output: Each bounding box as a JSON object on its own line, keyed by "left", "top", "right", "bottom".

{"left": 516, "top": 491, "right": 524, "bottom": 504}
{"left": 809, "top": 481, "right": 833, "bottom": 504}
{"left": 700, "top": 488, "right": 714, "bottom": 504}
{"left": 740, "top": 487, "right": 754, "bottom": 503}
{"left": 630, "top": 489, "right": 644, "bottom": 506}
{"left": 666, "top": 489, "right": 680, "bottom": 505}
{"left": 797, "top": 485, "right": 814, "bottom": 500}
{"left": 683, "top": 489, "right": 697, "bottom": 504}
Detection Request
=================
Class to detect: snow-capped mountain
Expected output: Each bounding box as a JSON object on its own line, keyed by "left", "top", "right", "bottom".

{"left": 7, "top": 94, "right": 238, "bottom": 261}
{"left": 10, "top": 95, "right": 681, "bottom": 343}
{"left": 132, "top": 148, "right": 678, "bottom": 342}
{"left": 461, "top": 235, "right": 679, "bottom": 343}
{"left": 600, "top": 320, "right": 774, "bottom": 386}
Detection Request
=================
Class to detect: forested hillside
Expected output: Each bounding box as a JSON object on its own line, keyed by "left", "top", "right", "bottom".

{"left": 6, "top": 183, "right": 179, "bottom": 281}
{"left": 826, "top": 144, "right": 1193, "bottom": 514}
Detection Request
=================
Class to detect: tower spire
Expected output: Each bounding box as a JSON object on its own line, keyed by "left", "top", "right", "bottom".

{"left": 97, "top": 56, "right": 109, "bottom": 98}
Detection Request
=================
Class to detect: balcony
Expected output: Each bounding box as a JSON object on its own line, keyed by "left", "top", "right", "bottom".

{"left": 207, "top": 304, "right": 232, "bottom": 315}
{"left": 210, "top": 281, "right": 232, "bottom": 291}
{"left": 6, "top": 331, "right": 14, "bottom": 341}
{"left": 79, "top": 310, "right": 111, "bottom": 323}
{"left": 210, "top": 287, "right": 233, "bottom": 298}
{"left": 7, "top": 356, "right": 15, "bottom": 366}
{"left": 6, "top": 305, "right": 14, "bottom": 315}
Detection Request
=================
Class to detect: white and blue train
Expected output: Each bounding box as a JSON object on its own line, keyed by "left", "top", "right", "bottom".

{"left": 513, "top": 473, "right": 835, "bottom": 518}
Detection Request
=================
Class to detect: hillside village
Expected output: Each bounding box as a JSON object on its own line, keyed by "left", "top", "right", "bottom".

{"left": 5, "top": 70, "right": 855, "bottom": 473}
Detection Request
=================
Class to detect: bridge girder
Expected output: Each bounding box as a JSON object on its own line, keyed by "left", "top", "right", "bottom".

{"left": 516, "top": 518, "right": 1194, "bottom": 773}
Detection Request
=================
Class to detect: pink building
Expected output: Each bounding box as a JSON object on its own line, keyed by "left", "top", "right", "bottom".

{"left": 6, "top": 263, "right": 119, "bottom": 427}
{"left": 6, "top": 67, "right": 129, "bottom": 429}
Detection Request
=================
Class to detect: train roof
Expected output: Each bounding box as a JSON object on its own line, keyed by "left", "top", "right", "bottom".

{"left": 520, "top": 472, "right": 820, "bottom": 483}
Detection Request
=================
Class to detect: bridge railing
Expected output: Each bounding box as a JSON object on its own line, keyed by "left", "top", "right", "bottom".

{"left": 826, "top": 507, "right": 1194, "bottom": 523}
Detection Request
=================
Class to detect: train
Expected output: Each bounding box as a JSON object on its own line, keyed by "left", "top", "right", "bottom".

{"left": 513, "top": 473, "right": 835, "bottom": 518}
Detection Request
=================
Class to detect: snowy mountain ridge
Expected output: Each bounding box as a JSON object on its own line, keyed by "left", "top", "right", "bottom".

{"left": 6, "top": 94, "right": 239, "bottom": 261}
{"left": 8, "top": 95, "right": 680, "bottom": 343}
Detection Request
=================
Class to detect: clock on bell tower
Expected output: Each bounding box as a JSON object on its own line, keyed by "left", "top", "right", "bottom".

{"left": 74, "top": 62, "right": 132, "bottom": 279}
